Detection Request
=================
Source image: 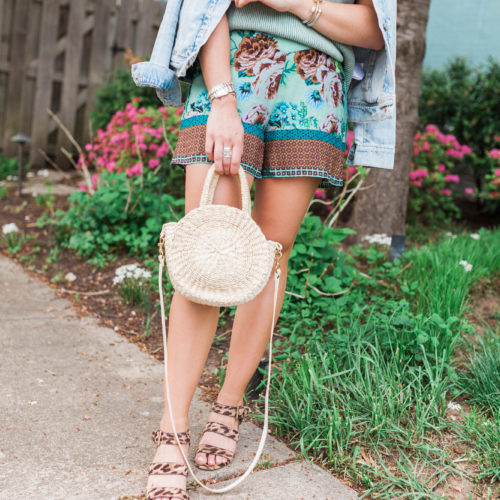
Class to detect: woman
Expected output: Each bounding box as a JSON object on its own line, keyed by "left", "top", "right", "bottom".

{"left": 146, "top": 1, "right": 385, "bottom": 499}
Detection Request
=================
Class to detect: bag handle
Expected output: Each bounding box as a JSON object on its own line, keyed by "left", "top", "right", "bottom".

{"left": 157, "top": 241, "right": 283, "bottom": 494}
{"left": 199, "top": 164, "right": 252, "bottom": 216}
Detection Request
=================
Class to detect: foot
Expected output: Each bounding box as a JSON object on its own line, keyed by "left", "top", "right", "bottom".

{"left": 194, "top": 395, "right": 244, "bottom": 468}
{"left": 147, "top": 430, "right": 190, "bottom": 500}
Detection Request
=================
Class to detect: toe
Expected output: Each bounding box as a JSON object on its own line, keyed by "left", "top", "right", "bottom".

{"left": 195, "top": 452, "right": 206, "bottom": 464}
{"left": 207, "top": 453, "right": 216, "bottom": 465}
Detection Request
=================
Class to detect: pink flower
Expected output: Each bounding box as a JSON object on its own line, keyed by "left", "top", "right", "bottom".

{"left": 437, "top": 164, "right": 446, "bottom": 173}
{"left": 126, "top": 163, "right": 143, "bottom": 177}
{"left": 495, "top": 168, "right": 500, "bottom": 177}
{"left": 425, "top": 124, "right": 438, "bottom": 134}
{"left": 79, "top": 184, "right": 88, "bottom": 192}
{"left": 85, "top": 143, "right": 93, "bottom": 151}
{"left": 409, "top": 168, "right": 428, "bottom": 180}
{"left": 175, "top": 106, "right": 185, "bottom": 116}
{"left": 461, "top": 145, "right": 473, "bottom": 155}
{"left": 148, "top": 158, "right": 160, "bottom": 168}
{"left": 346, "top": 129, "right": 354, "bottom": 149}
{"left": 421, "top": 141, "right": 430, "bottom": 152}
{"left": 445, "top": 174, "right": 460, "bottom": 183}
{"left": 314, "top": 188, "right": 327, "bottom": 200}
{"left": 440, "top": 188, "right": 451, "bottom": 196}
{"left": 489, "top": 148, "right": 500, "bottom": 159}
{"left": 413, "top": 147, "right": 419, "bottom": 155}
{"left": 156, "top": 142, "right": 170, "bottom": 158}
{"left": 464, "top": 187, "right": 474, "bottom": 195}
{"left": 491, "top": 192, "right": 499, "bottom": 199}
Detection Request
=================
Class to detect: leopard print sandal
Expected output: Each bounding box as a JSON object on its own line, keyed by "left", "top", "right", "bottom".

{"left": 194, "top": 401, "right": 251, "bottom": 471}
{"left": 147, "top": 428, "right": 191, "bottom": 500}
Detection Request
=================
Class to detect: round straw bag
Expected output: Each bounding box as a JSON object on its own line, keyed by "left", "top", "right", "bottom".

{"left": 157, "top": 164, "right": 283, "bottom": 494}
{"left": 159, "top": 163, "right": 281, "bottom": 306}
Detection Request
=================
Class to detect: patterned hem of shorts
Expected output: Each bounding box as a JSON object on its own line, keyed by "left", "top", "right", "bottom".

{"left": 171, "top": 154, "right": 344, "bottom": 189}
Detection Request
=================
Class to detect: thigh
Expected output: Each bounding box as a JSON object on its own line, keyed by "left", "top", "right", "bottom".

{"left": 185, "top": 163, "right": 255, "bottom": 214}
{"left": 252, "top": 176, "right": 321, "bottom": 254}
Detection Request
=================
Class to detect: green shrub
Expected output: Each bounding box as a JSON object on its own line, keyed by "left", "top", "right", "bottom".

{"left": 51, "top": 169, "right": 184, "bottom": 259}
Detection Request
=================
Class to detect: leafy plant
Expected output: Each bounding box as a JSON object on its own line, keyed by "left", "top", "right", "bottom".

{"left": 50, "top": 169, "right": 184, "bottom": 259}
{"left": 0, "top": 153, "right": 18, "bottom": 180}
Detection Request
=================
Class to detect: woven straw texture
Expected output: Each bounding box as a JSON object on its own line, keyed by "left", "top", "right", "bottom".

{"left": 161, "top": 165, "right": 281, "bottom": 306}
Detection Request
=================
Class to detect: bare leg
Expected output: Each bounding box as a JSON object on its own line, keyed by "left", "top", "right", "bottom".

{"left": 147, "top": 163, "right": 255, "bottom": 499}
{"left": 194, "top": 175, "right": 321, "bottom": 468}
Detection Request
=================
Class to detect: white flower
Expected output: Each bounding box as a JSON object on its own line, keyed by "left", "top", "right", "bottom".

{"left": 446, "top": 231, "right": 457, "bottom": 239}
{"left": 459, "top": 260, "right": 472, "bottom": 272}
{"left": 113, "top": 264, "right": 152, "bottom": 285}
{"left": 26, "top": 172, "right": 35, "bottom": 178}
{"left": 65, "top": 272, "right": 77, "bottom": 282}
{"left": 362, "top": 233, "right": 391, "bottom": 246}
{"left": 447, "top": 401, "right": 462, "bottom": 411}
{"left": 37, "top": 169, "right": 50, "bottom": 177}
{"left": 2, "top": 223, "right": 19, "bottom": 235}
{"left": 470, "top": 233, "right": 480, "bottom": 240}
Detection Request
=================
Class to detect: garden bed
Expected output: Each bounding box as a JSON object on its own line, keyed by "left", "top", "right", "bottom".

{"left": 1, "top": 184, "right": 499, "bottom": 499}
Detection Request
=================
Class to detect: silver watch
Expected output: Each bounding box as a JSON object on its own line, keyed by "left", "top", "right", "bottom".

{"left": 208, "top": 82, "right": 236, "bottom": 102}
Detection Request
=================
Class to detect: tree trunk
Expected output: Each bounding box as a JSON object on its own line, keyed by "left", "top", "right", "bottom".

{"left": 342, "top": 0, "right": 431, "bottom": 246}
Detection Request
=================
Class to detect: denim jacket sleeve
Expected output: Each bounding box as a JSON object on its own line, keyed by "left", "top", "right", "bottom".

{"left": 345, "top": 0, "right": 397, "bottom": 170}
{"left": 131, "top": 0, "right": 230, "bottom": 107}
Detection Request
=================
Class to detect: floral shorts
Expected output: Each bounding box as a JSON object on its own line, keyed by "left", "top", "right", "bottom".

{"left": 171, "top": 30, "right": 348, "bottom": 188}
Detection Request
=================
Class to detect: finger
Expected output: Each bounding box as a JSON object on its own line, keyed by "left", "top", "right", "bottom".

{"left": 214, "top": 140, "right": 223, "bottom": 174}
{"left": 222, "top": 143, "right": 232, "bottom": 175}
{"left": 230, "top": 141, "right": 242, "bottom": 176}
{"left": 205, "top": 135, "right": 214, "bottom": 161}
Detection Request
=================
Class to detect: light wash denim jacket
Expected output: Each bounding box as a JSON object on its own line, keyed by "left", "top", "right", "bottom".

{"left": 131, "top": 0, "right": 397, "bottom": 170}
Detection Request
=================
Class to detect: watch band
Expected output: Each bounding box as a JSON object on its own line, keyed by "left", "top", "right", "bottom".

{"left": 208, "top": 82, "right": 236, "bottom": 102}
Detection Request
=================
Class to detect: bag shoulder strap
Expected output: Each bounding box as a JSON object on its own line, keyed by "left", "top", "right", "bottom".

{"left": 157, "top": 252, "right": 281, "bottom": 493}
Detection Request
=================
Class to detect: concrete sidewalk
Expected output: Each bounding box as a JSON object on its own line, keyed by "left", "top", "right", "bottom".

{"left": 0, "top": 254, "right": 358, "bottom": 500}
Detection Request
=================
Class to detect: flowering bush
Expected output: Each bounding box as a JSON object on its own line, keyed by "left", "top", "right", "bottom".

{"left": 2, "top": 222, "right": 23, "bottom": 253}
{"left": 78, "top": 97, "right": 185, "bottom": 198}
{"left": 48, "top": 99, "right": 190, "bottom": 259}
{"left": 406, "top": 124, "right": 476, "bottom": 223}
{"left": 113, "top": 264, "right": 153, "bottom": 306}
{"left": 314, "top": 122, "right": 499, "bottom": 225}
{"left": 481, "top": 147, "right": 500, "bottom": 211}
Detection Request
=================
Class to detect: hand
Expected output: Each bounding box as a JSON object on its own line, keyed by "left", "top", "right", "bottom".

{"left": 233, "top": 0, "right": 302, "bottom": 14}
{"left": 205, "top": 93, "right": 244, "bottom": 176}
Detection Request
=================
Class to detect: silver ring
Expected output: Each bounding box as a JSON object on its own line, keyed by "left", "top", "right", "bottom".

{"left": 223, "top": 147, "right": 233, "bottom": 158}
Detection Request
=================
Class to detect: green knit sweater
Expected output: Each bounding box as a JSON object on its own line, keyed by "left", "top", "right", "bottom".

{"left": 226, "top": 1, "right": 355, "bottom": 89}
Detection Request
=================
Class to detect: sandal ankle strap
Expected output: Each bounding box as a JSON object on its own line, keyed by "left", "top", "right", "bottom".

{"left": 212, "top": 401, "right": 250, "bottom": 423}
{"left": 151, "top": 428, "right": 191, "bottom": 447}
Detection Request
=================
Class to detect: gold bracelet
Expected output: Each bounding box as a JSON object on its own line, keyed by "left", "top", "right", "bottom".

{"left": 301, "top": 4, "right": 317, "bottom": 25}
{"left": 308, "top": 5, "right": 323, "bottom": 27}
{"left": 303, "top": 0, "right": 323, "bottom": 27}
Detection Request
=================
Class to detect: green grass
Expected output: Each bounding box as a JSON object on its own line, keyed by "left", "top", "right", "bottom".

{"left": 245, "top": 225, "right": 500, "bottom": 498}
{"left": 457, "top": 324, "right": 500, "bottom": 414}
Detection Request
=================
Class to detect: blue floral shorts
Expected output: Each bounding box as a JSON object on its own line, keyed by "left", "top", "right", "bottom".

{"left": 171, "top": 30, "right": 348, "bottom": 188}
